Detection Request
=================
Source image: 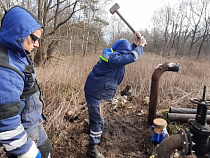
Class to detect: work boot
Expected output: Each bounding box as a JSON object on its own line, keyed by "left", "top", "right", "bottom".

{"left": 86, "top": 144, "right": 105, "bottom": 158}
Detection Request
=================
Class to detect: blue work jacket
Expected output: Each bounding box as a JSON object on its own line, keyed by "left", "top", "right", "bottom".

{"left": 84, "top": 39, "right": 143, "bottom": 100}
{"left": 0, "top": 6, "right": 44, "bottom": 156}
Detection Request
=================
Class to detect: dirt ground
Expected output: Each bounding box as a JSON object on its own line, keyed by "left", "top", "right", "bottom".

{"left": 50, "top": 95, "right": 155, "bottom": 158}
{"left": 49, "top": 88, "right": 197, "bottom": 158}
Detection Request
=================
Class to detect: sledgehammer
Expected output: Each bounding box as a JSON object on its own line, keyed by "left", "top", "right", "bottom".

{"left": 110, "top": 3, "right": 140, "bottom": 39}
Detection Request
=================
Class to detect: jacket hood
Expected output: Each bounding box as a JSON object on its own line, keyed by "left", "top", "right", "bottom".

{"left": 0, "top": 6, "right": 43, "bottom": 56}
{"left": 112, "top": 39, "right": 132, "bottom": 54}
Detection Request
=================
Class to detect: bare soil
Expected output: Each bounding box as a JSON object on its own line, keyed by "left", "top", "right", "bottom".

{"left": 50, "top": 95, "right": 155, "bottom": 158}
{"left": 48, "top": 83, "right": 200, "bottom": 158}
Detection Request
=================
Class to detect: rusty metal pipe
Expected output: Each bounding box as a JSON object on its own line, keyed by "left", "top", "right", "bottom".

{"left": 157, "top": 128, "right": 190, "bottom": 158}
{"left": 148, "top": 62, "right": 179, "bottom": 125}
{"left": 157, "top": 134, "right": 182, "bottom": 158}
{"left": 170, "top": 107, "right": 210, "bottom": 115}
{"left": 167, "top": 113, "right": 210, "bottom": 123}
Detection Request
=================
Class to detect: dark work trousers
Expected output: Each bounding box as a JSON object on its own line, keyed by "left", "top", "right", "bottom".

{"left": 85, "top": 94, "right": 104, "bottom": 145}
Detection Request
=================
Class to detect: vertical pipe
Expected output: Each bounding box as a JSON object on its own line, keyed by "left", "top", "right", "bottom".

{"left": 148, "top": 62, "right": 179, "bottom": 125}
{"left": 148, "top": 66, "right": 167, "bottom": 125}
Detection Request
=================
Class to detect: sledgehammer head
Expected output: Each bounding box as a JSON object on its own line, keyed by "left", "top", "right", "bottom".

{"left": 110, "top": 3, "right": 120, "bottom": 14}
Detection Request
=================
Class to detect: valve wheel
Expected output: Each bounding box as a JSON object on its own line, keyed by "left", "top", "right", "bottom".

{"left": 190, "top": 98, "right": 210, "bottom": 106}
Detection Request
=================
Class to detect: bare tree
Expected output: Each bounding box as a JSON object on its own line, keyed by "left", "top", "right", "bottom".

{"left": 34, "top": 0, "right": 85, "bottom": 65}
{"left": 150, "top": 0, "right": 210, "bottom": 59}
{"left": 0, "top": 0, "right": 113, "bottom": 63}
{"left": 186, "top": 0, "right": 204, "bottom": 56}
{"left": 196, "top": 0, "right": 210, "bottom": 58}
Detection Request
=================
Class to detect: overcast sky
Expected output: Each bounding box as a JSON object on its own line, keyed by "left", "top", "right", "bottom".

{"left": 109, "top": 0, "right": 181, "bottom": 31}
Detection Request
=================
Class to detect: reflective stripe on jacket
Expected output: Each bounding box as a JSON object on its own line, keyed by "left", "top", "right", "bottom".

{"left": 84, "top": 39, "right": 143, "bottom": 100}
{"left": 0, "top": 6, "right": 44, "bottom": 156}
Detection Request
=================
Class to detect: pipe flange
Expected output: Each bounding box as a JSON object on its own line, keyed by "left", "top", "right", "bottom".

{"left": 185, "top": 128, "right": 193, "bottom": 155}
{"left": 177, "top": 128, "right": 189, "bottom": 155}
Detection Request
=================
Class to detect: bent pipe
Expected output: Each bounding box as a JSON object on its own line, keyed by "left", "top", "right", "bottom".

{"left": 157, "top": 128, "right": 190, "bottom": 158}
{"left": 157, "top": 134, "right": 183, "bottom": 158}
{"left": 148, "top": 62, "right": 179, "bottom": 125}
{"left": 167, "top": 113, "right": 210, "bottom": 123}
{"left": 170, "top": 107, "right": 210, "bottom": 115}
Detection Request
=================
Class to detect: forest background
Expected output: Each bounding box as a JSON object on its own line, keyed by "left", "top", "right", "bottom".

{"left": 0, "top": 0, "right": 210, "bottom": 65}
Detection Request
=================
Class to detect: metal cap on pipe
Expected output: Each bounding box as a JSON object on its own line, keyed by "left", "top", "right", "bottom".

{"left": 153, "top": 118, "right": 167, "bottom": 134}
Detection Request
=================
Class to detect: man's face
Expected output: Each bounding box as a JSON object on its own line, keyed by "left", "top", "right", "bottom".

{"left": 23, "top": 29, "right": 43, "bottom": 53}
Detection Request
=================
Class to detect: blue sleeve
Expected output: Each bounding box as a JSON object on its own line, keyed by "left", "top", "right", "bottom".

{"left": 108, "top": 46, "right": 143, "bottom": 69}
{"left": 0, "top": 67, "right": 32, "bottom": 156}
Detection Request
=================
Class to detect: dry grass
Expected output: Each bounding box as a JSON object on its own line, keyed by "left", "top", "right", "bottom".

{"left": 36, "top": 52, "right": 210, "bottom": 133}
{"left": 1, "top": 52, "right": 210, "bottom": 157}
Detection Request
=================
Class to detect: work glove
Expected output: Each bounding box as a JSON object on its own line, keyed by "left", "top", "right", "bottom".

{"left": 134, "top": 32, "right": 147, "bottom": 47}
{"left": 18, "top": 141, "right": 42, "bottom": 158}
{"left": 35, "top": 151, "right": 42, "bottom": 158}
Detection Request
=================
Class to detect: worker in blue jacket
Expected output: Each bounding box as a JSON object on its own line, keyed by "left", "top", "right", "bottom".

{"left": 84, "top": 32, "right": 147, "bottom": 158}
{"left": 0, "top": 6, "right": 53, "bottom": 158}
